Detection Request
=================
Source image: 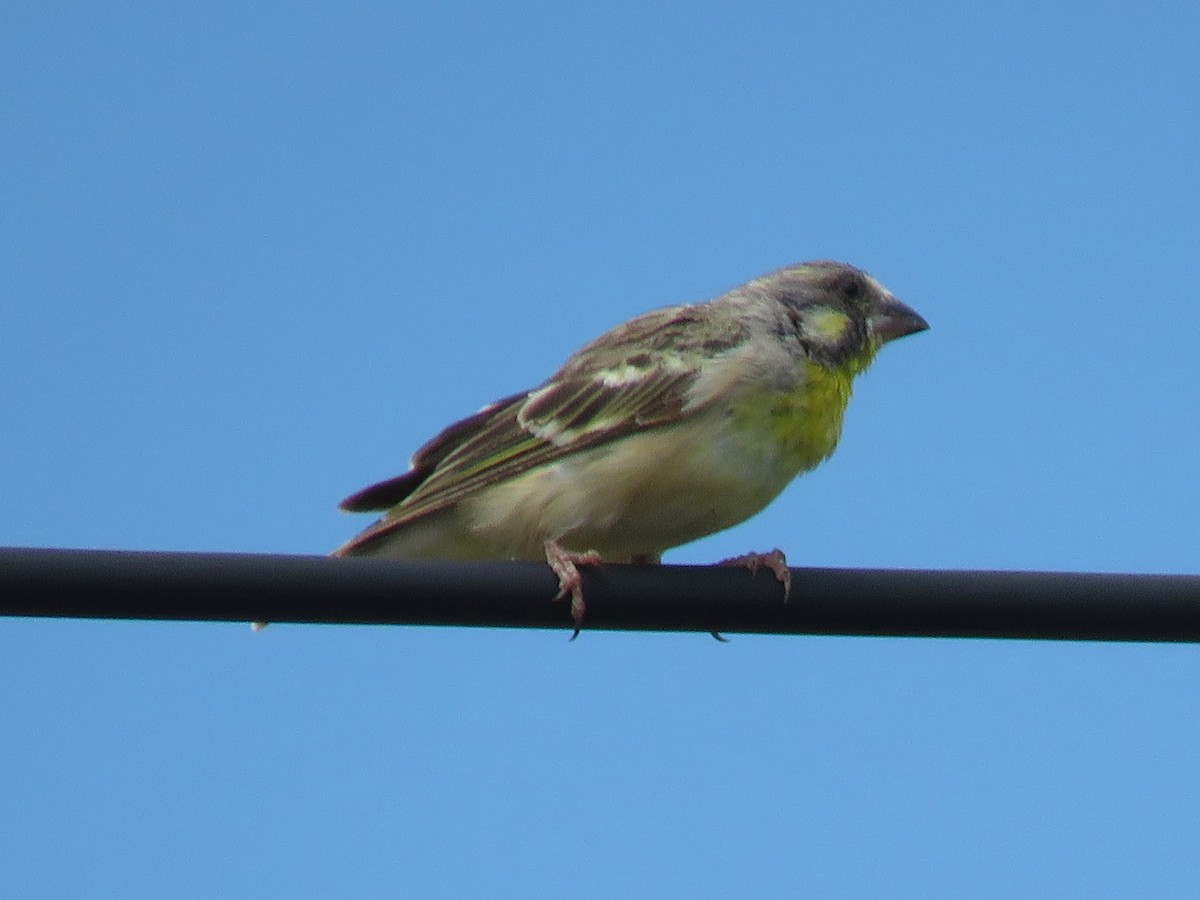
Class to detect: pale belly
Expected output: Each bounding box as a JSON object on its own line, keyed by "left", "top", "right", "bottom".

{"left": 459, "top": 411, "right": 816, "bottom": 561}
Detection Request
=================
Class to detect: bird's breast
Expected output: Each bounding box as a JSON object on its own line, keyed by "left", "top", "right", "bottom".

{"left": 730, "top": 361, "right": 854, "bottom": 474}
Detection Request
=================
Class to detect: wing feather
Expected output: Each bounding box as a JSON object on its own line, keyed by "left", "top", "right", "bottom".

{"left": 337, "top": 303, "right": 751, "bottom": 552}
{"left": 338, "top": 392, "right": 528, "bottom": 512}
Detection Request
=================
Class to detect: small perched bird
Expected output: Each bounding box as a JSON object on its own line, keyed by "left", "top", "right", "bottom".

{"left": 333, "top": 260, "right": 927, "bottom": 628}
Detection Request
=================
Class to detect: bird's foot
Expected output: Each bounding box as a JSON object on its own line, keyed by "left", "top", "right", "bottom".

{"left": 717, "top": 548, "right": 791, "bottom": 601}
{"left": 544, "top": 540, "right": 604, "bottom": 637}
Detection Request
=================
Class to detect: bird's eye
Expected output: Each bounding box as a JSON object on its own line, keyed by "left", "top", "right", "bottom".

{"left": 840, "top": 278, "right": 863, "bottom": 301}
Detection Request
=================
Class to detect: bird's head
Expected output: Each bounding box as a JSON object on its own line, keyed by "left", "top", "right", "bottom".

{"left": 754, "top": 260, "right": 929, "bottom": 373}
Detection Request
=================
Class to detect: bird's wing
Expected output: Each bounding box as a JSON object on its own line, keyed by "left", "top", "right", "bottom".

{"left": 337, "top": 392, "right": 529, "bottom": 513}
{"left": 337, "top": 304, "right": 750, "bottom": 550}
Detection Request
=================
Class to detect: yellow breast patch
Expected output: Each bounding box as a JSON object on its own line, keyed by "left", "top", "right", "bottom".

{"left": 733, "top": 361, "right": 856, "bottom": 474}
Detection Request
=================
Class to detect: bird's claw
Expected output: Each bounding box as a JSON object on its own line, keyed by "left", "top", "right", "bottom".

{"left": 544, "top": 540, "right": 604, "bottom": 637}
{"left": 717, "top": 548, "right": 791, "bottom": 601}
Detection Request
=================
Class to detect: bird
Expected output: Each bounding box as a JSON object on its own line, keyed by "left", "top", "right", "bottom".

{"left": 332, "top": 260, "right": 928, "bottom": 630}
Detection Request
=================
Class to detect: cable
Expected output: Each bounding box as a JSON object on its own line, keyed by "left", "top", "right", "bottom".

{"left": 3, "top": 546, "right": 1199, "bottom": 641}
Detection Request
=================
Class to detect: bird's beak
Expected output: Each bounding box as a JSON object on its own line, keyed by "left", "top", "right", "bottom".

{"left": 870, "top": 295, "right": 929, "bottom": 344}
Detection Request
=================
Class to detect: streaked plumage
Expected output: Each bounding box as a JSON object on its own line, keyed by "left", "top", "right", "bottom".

{"left": 334, "top": 260, "right": 928, "bottom": 627}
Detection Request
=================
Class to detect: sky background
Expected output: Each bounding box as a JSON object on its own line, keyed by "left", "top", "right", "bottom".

{"left": 3, "top": 2, "right": 1200, "bottom": 897}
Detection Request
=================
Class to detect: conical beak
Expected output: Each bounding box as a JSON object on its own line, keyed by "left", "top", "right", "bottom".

{"left": 870, "top": 295, "right": 929, "bottom": 344}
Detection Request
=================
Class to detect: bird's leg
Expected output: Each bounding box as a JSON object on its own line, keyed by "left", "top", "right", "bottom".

{"left": 717, "top": 548, "right": 792, "bottom": 601}
{"left": 544, "top": 539, "right": 604, "bottom": 634}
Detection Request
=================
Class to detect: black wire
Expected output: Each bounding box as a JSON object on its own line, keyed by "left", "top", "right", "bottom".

{"left": 2, "top": 546, "right": 1199, "bottom": 642}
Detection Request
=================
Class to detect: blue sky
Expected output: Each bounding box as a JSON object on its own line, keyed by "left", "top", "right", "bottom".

{"left": 4, "top": 2, "right": 1200, "bottom": 897}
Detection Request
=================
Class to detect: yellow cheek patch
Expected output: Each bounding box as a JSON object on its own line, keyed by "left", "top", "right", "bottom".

{"left": 808, "top": 308, "right": 851, "bottom": 341}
